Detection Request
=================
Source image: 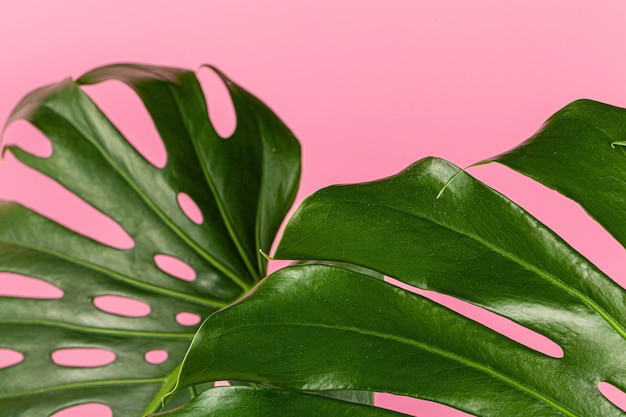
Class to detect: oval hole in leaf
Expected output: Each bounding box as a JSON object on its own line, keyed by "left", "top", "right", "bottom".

{"left": 4, "top": 164, "right": 135, "bottom": 250}
{"left": 386, "top": 277, "right": 564, "bottom": 358}
{"left": 176, "top": 312, "right": 201, "bottom": 326}
{"left": 145, "top": 349, "right": 168, "bottom": 365}
{"left": 50, "top": 403, "right": 112, "bottom": 417}
{"left": 599, "top": 382, "right": 626, "bottom": 412}
{"left": 377, "top": 392, "right": 476, "bottom": 416}
{"left": 82, "top": 81, "right": 167, "bottom": 168}
{"left": 93, "top": 295, "right": 151, "bottom": 317}
{"left": 177, "top": 192, "right": 203, "bottom": 224}
{"left": 0, "top": 348, "right": 24, "bottom": 369}
{"left": 154, "top": 254, "right": 196, "bottom": 282}
{"left": 0, "top": 272, "right": 63, "bottom": 299}
{"left": 52, "top": 348, "right": 116, "bottom": 368}
{"left": 198, "top": 66, "right": 237, "bottom": 139}
{"left": 2, "top": 120, "right": 52, "bottom": 158}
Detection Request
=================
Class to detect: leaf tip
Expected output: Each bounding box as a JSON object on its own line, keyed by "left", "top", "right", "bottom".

{"left": 259, "top": 248, "right": 273, "bottom": 261}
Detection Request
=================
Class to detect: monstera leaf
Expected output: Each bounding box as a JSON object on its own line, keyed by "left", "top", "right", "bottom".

{"left": 3, "top": 62, "right": 626, "bottom": 417}
{"left": 0, "top": 63, "right": 300, "bottom": 416}
{"left": 150, "top": 386, "right": 402, "bottom": 417}
{"left": 171, "top": 99, "right": 626, "bottom": 416}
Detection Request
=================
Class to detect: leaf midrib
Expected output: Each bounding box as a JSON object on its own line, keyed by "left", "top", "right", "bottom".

{"left": 39, "top": 98, "right": 252, "bottom": 292}
{"left": 330, "top": 199, "right": 626, "bottom": 341}
{"left": 0, "top": 317, "right": 195, "bottom": 339}
{"left": 0, "top": 376, "right": 168, "bottom": 401}
{"left": 166, "top": 81, "right": 261, "bottom": 282}
{"left": 1, "top": 238, "right": 227, "bottom": 308}
{"left": 435, "top": 205, "right": 626, "bottom": 340}
{"left": 228, "top": 321, "right": 578, "bottom": 417}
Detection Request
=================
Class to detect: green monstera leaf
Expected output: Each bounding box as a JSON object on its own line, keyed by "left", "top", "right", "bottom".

{"left": 150, "top": 386, "right": 402, "bottom": 417}
{"left": 172, "top": 100, "right": 626, "bottom": 416}
{"left": 4, "top": 62, "right": 626, "bottom": 417}
{"left": 0, "top": 63, "right": 300, "bottom": 416}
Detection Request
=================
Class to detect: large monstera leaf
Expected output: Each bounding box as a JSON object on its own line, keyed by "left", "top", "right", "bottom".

{"left": 172, "top": 99, "right": 626, "bottom": 416}
{"left": 0, "top": 63, "right": 300, "bottom": 416}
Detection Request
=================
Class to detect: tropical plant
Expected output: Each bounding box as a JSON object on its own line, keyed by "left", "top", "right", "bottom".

{"left": 0, "top": 63, "right": 624, "bottom": 417}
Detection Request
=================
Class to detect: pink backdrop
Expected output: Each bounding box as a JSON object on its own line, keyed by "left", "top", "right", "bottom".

{"left": 1, "top": 1, "right": 626, "bottom": 416}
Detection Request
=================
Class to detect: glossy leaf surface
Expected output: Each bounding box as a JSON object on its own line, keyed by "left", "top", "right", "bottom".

{"left": 150, "top": 386, "right": 402, "bottom": 417}
{"left": 177, "top": 113, "right": 626, "bottom": 417}
{"left": 275, "top": 156, "right": 626, "bottom": 344}
{"left": 4, "top": 62, "right": 626, "bottom": 417}
{"left": 491, "top": 99, "right": 626, "bottom": 246}
{"left": 0, "top": 63, "right": 300, "bottom": 416}
{"left": 176, "top": 263, "right": 625, "bottom": 416}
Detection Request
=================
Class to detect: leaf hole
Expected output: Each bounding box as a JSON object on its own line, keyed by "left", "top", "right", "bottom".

{"left": 154, "top": 254, "right": 197, "bottom": 282}
{"left": 198, "top": 66, "right": 237, "bottom": 139}
{"left": 3, "top": 163, "right": 135, "bottom": 250}
{"left": 599, "top": 382, "right": 626, "bottom": 412}
{"left": 376, "top": 393, "right": 476, "bottom": 416}
{"left": 386, "top": 277, "right": 564, "bottom": 358}
{"left": 176, "top": 312, "right": 201, "bottom": 326}
{"left": 93, "top": 295, "right": 151, "bottom": 317}
{"left": 0, "top": 272, "right": 63, "bottom": 299}
{"left": 49, "top": 403, "right": 112, "bottom": 417}
{"left": 145, "top": 349, "right": 168, "bottom": 365}
{"left": 177, "top": 192, "right": 204, "bottom": 224}
{"left": 52, "top": 348, "right": 116, "bottom": 368}
{"left": 2, "top": 120, "right": 52, "bottom": 158}
{"left": 0, "top": 348, "right": 24, "bottom": 369}
{"left": 81, "top": 81, "right": 167, "bottom": 168}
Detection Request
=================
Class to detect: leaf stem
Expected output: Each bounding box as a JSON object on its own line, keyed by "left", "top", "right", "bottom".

{"left": 141, "top": 364, "right": 182, "bottom": 416}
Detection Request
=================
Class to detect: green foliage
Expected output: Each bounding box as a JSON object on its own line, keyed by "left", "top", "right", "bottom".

{"left": 1, "top": 64, "right": 625, "bottom": 416}
{"left": 150, "top": 386, "right": 399, "bottom": 417}
{"left": 0, "top": 63, "right": 300, "bottom": 416}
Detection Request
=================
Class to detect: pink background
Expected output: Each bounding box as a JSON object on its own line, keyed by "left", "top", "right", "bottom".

{"left": 1, "top": 1, "right": 626, "bottom": 416}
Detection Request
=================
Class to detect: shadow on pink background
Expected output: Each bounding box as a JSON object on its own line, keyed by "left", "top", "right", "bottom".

{"left": 1, "top": 1, "right": 626, "bottom": 416}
